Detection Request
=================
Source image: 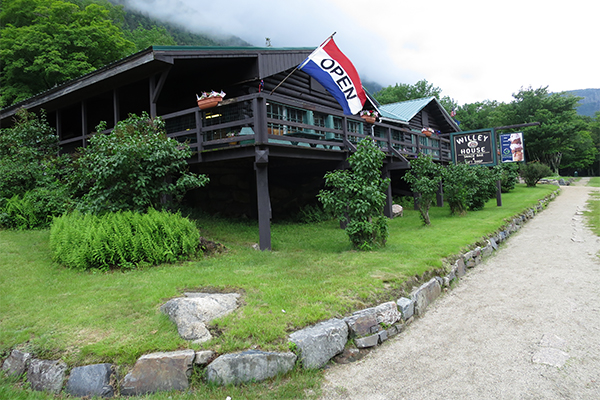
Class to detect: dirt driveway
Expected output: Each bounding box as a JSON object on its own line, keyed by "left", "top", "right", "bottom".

{"left": 320, "top": 179, "right": 600, "bottom": 400}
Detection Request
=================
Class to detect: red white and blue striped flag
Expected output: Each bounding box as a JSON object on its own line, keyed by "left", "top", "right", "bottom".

{"left": 299, "top": 37, "right": 366, "bottom": 115}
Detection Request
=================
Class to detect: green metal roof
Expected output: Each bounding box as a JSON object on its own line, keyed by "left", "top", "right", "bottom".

{"left": 152, "top": 45, "right": 315, "bottom": 52}
{"left": 379, "top": 96, "right": 437, "bottom": 122}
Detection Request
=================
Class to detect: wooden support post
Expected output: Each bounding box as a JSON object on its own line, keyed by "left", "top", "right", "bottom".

{"left": 113, "top": 89, "right": 119, "bottom": 127}
{"left": 255, "top": 148, "right": 271, "bottom": 251}
{"left": 383, "top": 164, "right": 393, "bottom": 218}
{"left": 81, "top": 101, "right": 87, "bottom": 147}
{"left": 496, "top": 179, "right": 502, "bottom": 206}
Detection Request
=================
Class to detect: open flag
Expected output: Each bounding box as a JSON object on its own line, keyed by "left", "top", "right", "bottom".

{"left": 299, "top": 37, "right": 366, "bottom": 115}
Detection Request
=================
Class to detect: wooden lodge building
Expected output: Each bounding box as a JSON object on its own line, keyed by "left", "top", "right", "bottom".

{"left": 0, "top": 46, "right": 460, "bottom": 250}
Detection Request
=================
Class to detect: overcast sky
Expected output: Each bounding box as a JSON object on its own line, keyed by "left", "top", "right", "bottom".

{"left": 124, "top": 0, "right": 598, "bottom": 105}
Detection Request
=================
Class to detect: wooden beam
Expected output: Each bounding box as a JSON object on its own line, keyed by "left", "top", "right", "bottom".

{"left": 255, "top": 147, "right": 271, "bottom": 251}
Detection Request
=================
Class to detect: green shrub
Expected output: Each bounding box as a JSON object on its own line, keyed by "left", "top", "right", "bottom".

{"left": 318, "top": 138, "right": 390, "bottom": 250}
{"left": 50, "top": 209, "right": 201, "bottom": 270}
{"left": 72, "top": 113, "right": 209, "bottom": 214}
{"left": 403, "top": 153, "right": 443, "bottom": 225}
{"left": 520, "top": 162, "right": 553, "bottom": 187}
{"left": 443, "top": 164, "right": 499, "bottom": 214}
{"left": 495, "top": 162, "right": 520, "bottom": 193}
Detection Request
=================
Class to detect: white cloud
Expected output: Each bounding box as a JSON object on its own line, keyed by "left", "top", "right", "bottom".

{"left": 122, "top": 0, "right": 600, "bottom": 105}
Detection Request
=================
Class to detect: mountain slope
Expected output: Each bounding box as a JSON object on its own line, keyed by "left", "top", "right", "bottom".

{"left": 566, "top": 88, "right": 600, "bottom": 117}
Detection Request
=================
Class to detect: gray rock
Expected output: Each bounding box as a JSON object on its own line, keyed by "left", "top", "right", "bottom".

{"left": 411, "top": 278, "right": 442, "bottom": 316}
{"left": 344, "top": 313, "right": 378, "bottom": 338}
{"left": 489, "top": 237, "right": 499, "bottom": 250}
{"left": 396, "top": 297, "right": 415, "bottom": 320}
{"left": 355, "top": 334, "right": 379, "bottom": 348}
{"left": 289, "top": 318, "right": 348, "bottom": 369}
{"left": 1, "top": 349, "right": 32, "bottom": 377}
{"left": 194, "top": 350, "right": 215, "bottom": 366}
{"left": 344, "top": 302, "right": 401, "bottom": 338}
{"left": 65, "top": 363, "right": 115, "bottom": 398}
{"left": 206, "top": 350, "right": 296, "bottom": 385}
{"left": 160, "top": 293, "right": 240, "bottom": 343}
{"left": 120, "top": 350, "right": 195, "bottom": 396}
{"left": 482, "top": 242, "right": 494, "bottom": 257}
{"left": 454, "top": 258, "right": 467, "bottom": 278}
{"left": 378, "top": 330, "right": 388, "bottom": 343}
{"left": 391, "top": 204, "right": 403, "bottom": 218}
{"left": 27, "top": 358, "right": 67, "bottom": 394}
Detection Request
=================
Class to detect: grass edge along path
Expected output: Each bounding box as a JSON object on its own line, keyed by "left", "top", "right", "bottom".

{"left": 0, "top": 184, "right": 564, "bottom": 399}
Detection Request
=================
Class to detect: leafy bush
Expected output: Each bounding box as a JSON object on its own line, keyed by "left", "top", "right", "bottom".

{"left": 443, "top": 164, "right": 499, "bottom": 214}
{"left": 0, "top": 110, "right": 74, "bottom": 229}
{"left": 318, "top": 138, "right": 390, "bottom": 250}
{"left": 403, "top": 153, "right": 442, "bottom": 225}
{"left": 72, "top": 112, "right": 209, "bottom": 214}
{"left": 468, "top": 165, "right": 500, "bottom": 211}
{"left": 50, "top": 209, "right": 201, "bottom": 270}
{"left": 520, "top": 162, "right": 553, "bottom": 187}
{"left": 495, "top": 162, "right": 520, "bottom": 193}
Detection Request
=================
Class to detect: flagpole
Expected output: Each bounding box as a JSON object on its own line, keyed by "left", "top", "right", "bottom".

{"left": 270, "top": 32, "right": 337, "bottom": 95}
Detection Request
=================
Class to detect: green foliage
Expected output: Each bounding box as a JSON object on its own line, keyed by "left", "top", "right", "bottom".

{"left": 318, "top": 138, "right": 390, "bottom": 250}
{"left": 50, "top": 209, "right": 200, "bottom": 270}
{"left": 373, "top": 79, "right": 457, "bottom": 114}
{"left": 495, "top": 162, "right": 520, "bottom": 193}
{"left": 454, "top": 100, "right": 504, "bottom": 131}
{"left": 402, "top": 153, "right": 442, "bottom": 225}
{"left": 124, "top": 23, "right": 177, "bottom": 51}
{"left": 519, "top": 162, "right": 553, "bottom": 187}
{"left": 72, "top": 112, "right": 209, "bottom": 214}
{"left": 0, "top": 110, "right": 73, "bottom": 228}
{"left": 296, "top": 203, "right": 332, "bottom": 224}
{"left": 0, "top": 0, "right": 135, "bottom": 107}
{"left": 443, "top": 164, "right": 499, "bottom": 215}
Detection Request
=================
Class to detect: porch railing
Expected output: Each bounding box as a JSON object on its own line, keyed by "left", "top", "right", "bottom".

{"left": 161, "top": 93, "right": 451, "bottom": 162}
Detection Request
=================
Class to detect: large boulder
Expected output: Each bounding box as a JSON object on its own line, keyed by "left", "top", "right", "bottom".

{"left": 65, "top": 363, "right": 115, "bottom": 398}
{"left": 411, "top": 278, "right": 442, "bottom": 316}
{"left": 289, "top": 318, "right": 348, "bottom": 369}
{"left": 206, "top": 350, "right": 296, "bottom": 385}
{"left": 27, "top": 358, "right": 67, "bottom": 394}
{"left": 120, "top": 350, "right": 195, "bottom": 396}
{"left": 1, "top": 349, "right": 32, "bottom": 377}
{"left": 160, "top": 292, "right": 240, "bottom": 344}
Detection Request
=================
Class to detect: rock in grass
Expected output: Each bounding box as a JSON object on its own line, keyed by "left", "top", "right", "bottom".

{"left": 206, "top": 350, "right": 296, "bottom": 385}
{"left": 289, "top": 318, "right": 348, "bottom": 369}
{"left": 160, "top": 293, "right": 240, "bottom": 344}
{"left": 65, "top": 363, "right": 115, "bottom": 398}
{"left": 120, "top": 350, "right": 194, "bottom": 396}
{"left": 1, "top": 349, "right": 32, "bottom": 377}
{"left": 27, "top": 358, "right": 67, "bottom": 394}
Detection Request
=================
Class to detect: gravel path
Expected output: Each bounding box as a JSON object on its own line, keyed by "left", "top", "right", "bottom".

{"left": 320, "top": 179, "right": 600, "bottom": 400}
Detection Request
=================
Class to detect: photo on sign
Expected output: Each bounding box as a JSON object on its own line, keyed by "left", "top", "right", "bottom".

{"left": 500, "top": 132, "right": 525, "bottom": 163}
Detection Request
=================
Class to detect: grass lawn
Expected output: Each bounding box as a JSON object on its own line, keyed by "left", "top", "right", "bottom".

{"left": 0, "top": 183, "right": 562, "bottom": 399}
{"left": 585, "top": 177, "right": 600, "bottom": 238}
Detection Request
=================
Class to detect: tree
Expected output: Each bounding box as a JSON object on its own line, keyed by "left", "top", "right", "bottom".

{"left": 453, "top": 100, "right": 504, "bottom": 131}
{"left": 402, "top": 153, "right": 442, "bottom": 225}
{"left": 124, "top": 23, "right": 177, "bottom": 51}
{"left": 318, "top": 138, "right": 390, "bottom": 250}
{"left": 0, "top": 0, "right": 135, "bottom": 107}
{"left": 373, "top": 79, "right": 457, "bottom": 113}
{"left": 0, "top": 109, "right": 73, "bottom": 228}
{"left": 500, "top": 86, "right": 583, "bottom": 173}
{"left": 72, "top": 112, "right": 209, "bottom": 214}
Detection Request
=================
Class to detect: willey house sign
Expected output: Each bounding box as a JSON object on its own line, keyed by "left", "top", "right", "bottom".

{"left": 450, "top": 129, "right": 496, "bottom": 166}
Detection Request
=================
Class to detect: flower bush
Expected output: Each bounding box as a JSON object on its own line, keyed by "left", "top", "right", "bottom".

{"left": 360, "top": 110, "right": 379, "bottom": 118}
{"left": 196, "top": 90, "right": 226, "bottom": 100}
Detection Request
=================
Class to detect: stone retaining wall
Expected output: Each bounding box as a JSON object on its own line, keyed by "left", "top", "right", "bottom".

{"left": 1, "top": 190, "right": 559, "bottom": 397}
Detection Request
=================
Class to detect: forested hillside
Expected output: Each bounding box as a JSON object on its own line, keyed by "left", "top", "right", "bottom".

{"left": 566, "top": 88, "right": 600, "bottom": 117}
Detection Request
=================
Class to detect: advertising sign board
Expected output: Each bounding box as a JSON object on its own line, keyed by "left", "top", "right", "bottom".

{"left": 451, "top": 129, "right": 495, "bottom": 166}
{"left": 500, "top": 132, "right": 525, "bottom": 163}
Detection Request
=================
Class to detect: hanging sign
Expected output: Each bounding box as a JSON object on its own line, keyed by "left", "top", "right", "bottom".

{"left": 500, "top": 132, "right": 525, "bottom": 162}
{"left": 451, "top": 129, "right": 495, "bottom": 166}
